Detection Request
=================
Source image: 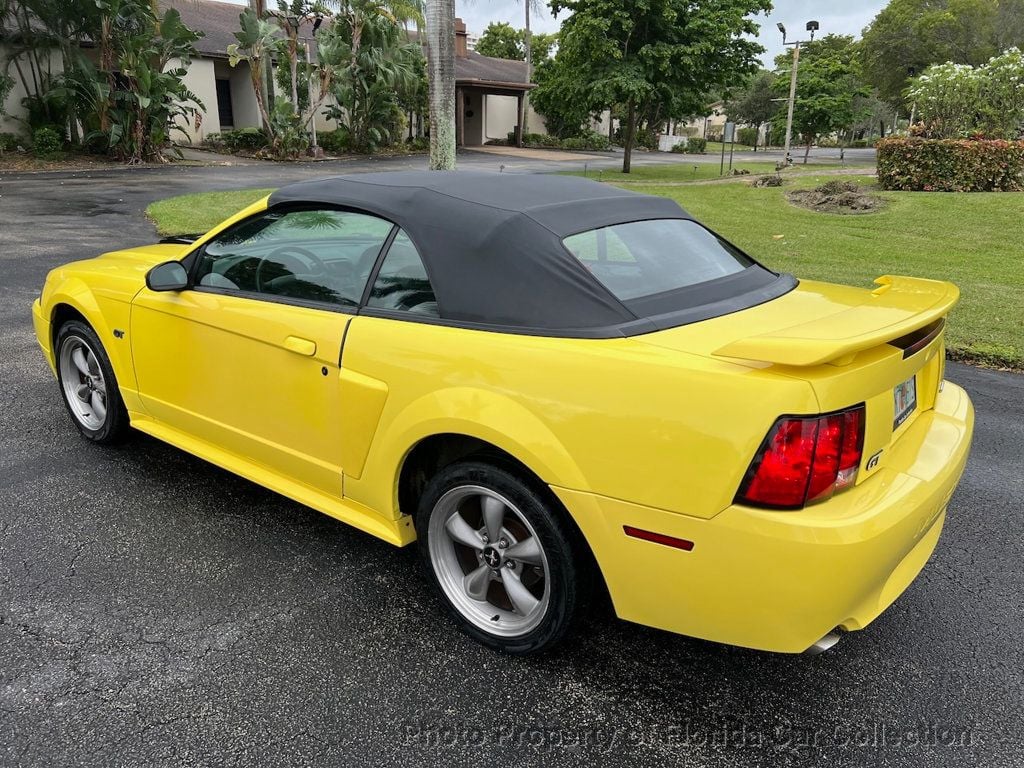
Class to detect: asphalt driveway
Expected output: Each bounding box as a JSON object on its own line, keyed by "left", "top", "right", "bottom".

{"left": 0, "top": 155, "right": 1021, "bottom": 767}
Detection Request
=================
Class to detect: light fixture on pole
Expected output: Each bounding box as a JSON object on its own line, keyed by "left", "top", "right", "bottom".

{"left": 778, "top": 20, "right": 819, "bottom": 166}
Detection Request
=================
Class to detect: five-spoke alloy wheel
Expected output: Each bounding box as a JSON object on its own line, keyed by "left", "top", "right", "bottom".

{"left": 55, "top": 320, "right": 128, "bottom": 443}
{"left": 417, "top": 461, "right": 585, "bottom": 654}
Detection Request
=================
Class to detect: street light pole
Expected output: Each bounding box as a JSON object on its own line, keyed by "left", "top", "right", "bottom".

{"left": 777, "top": 20, "right": 818, "bottom": 166}
{"left": 783, "top": 42, "right": 799, "bottom": 165}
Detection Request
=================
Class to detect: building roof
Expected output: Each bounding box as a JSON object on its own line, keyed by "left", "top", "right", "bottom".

{"left": 456, "top": 50, "right": 532, "bottom": 90}
{"left": 160, "top": 0, "right": 533, "bottom": 88}
{"left": 162, "top": 0, "right": 250, "bottom": 59}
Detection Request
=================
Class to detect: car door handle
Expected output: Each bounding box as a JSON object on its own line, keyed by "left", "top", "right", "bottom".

{"left": 283, "top": 336, "right": 317, "bottom": 356}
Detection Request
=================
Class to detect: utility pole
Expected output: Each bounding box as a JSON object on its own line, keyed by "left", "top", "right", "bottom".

{"left": 777, "top": 20, "right": 818, "bottom": 166}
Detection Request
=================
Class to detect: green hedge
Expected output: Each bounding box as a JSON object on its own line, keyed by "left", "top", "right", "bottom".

{"left": 205, "top": 127, "right": 267, "bottom": 153}
{"left": 686, "top": 136, "right": 707, "bottom": 154}
{"left": 877, "top": 137, "right": 1024, "bottom": 192}
{"left": 502, "top": 130, "right": 611, "bottom": 151}
{"left": 737, "top": 127, "right": 759, "bottom": 146}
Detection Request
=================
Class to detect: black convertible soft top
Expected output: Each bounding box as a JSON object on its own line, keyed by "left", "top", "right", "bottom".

{"left": 268, "top": 172, "right": 794, "bottom": 337}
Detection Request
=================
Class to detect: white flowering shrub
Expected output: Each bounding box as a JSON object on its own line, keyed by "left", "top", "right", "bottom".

{"left": 909, "top": 49, "right": 1024, "bottom": 139}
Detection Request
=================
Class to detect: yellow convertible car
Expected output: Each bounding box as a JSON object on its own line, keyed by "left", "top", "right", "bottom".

{"left": 33, "top": 172, "right": 974, "bottom": 655}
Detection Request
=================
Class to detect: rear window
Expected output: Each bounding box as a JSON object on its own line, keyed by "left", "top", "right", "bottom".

{"left": 563, "top": 219, "right": 753, "bottom": 302}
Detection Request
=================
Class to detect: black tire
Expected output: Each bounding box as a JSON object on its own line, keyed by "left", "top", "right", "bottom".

{"left": 415, "top": 460, "right": 585, "bottom": 654}
{"left": 54, "top": 320, "right": 130, "bottom": 444}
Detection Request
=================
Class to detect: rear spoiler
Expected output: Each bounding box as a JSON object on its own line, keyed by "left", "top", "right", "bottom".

{"left": 713, "top": 276, "right": 959, "bottom": 367}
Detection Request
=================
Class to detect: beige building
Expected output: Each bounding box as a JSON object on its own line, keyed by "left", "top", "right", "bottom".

{"left": 2, "top": 1, "right": 541, "bottom": 147}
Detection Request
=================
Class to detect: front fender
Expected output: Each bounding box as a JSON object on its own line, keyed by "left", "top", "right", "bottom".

{"left": 45, "top": 278, "right": 141, "bottom": 405}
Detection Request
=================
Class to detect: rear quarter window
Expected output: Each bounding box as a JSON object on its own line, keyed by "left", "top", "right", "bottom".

{"left": 563, "top": 219, "right": 754, "bottom": 302}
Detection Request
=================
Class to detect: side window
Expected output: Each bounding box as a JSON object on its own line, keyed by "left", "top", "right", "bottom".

{"left": 366, "top": 230, "right": 439, "bottom": 317}
{"left": 194, "top": 209, "right": 393, "bottom": 308}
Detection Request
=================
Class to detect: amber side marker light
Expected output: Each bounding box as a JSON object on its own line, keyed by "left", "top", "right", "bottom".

{"left": 623, "top": 526, "right": 695, "bottom": 551}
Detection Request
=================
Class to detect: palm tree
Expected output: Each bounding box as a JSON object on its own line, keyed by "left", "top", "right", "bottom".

{"left": 515, "top": 0, "right": 540, "bottom": 144}
{"left": 424, "top": 0, "right": 455, "bottom": 169}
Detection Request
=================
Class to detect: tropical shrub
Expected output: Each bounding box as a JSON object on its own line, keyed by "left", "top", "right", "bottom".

{"left": 322, "top": 10, "right": 423, "bottom": 153}
{"left": 562, "top": 130, "right": 612, "bottom": 151}
{"left": 0, "top": 132, "right": 23, "bottom": 152}
{"left": 221, "top": 127, "right": 267, "bottom": 152}
{"left": 909, "top": 49, "right": 1024, "bottom": 139}
{"left": 686, "top": 136, "right": 707, "bottom": 154}
{"left": 32, "top": 126, "right": 63, "bottom": 157}
{"left": 317, "top": 129, "right": 350, "bottom": 154}
{"left": 877, "top": 137, "right": 1024, "bottom": 192}
{"left": 737, "top": 127, "right": 758, "bottom": 146}
{"left": 669, "top": 142, "right": 687, "bottom": 153}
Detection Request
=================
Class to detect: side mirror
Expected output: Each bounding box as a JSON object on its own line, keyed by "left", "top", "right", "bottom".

{"left": 146, "top": 261, "right": 189, "bottom": 292}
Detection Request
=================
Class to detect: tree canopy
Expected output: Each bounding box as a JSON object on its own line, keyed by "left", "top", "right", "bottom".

{"left": 548, "top": 0, "right": 769, "bottom": 172}
{"left": 772, "top": 34, "right": 867, "bottom": 161}
{"left": 476, "top": 21, "right": 521, "bottom": 60}
{"left": 724, "top": 70, "right": 778, "bottom": 148}
{"left": 475, "top": 21, "right": 557, "bottom": 69}
{"left": 861, "top": 0, "right": 1024, "bottom": 108}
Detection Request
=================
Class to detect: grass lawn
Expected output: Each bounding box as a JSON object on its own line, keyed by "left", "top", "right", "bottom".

{"left": 570, "top": 161, "right": 868, "bottom": 184}
{"left": 629, "top": 175, "right": 1023, "bottom": 368}
{"left": 146, "top": 188, "right": 273, "bottom": 235}
{"left": 146, "top": 175, "right": 1023, "bottom": 369}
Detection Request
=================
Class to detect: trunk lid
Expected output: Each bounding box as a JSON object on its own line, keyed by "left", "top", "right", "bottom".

{"left": 634, "top": 275, "right": 958, "bottom": 485}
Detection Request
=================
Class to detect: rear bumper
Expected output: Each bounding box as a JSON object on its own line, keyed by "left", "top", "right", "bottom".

{"left": 32, "top": 299, "right": 56, "bottom": 374}
{"left": 554, "top": 381, "right": 974, "bottom": 653}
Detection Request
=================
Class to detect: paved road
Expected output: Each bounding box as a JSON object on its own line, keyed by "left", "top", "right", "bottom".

{"left": 0, "top": 155, "right": 1020, "bottom": 767}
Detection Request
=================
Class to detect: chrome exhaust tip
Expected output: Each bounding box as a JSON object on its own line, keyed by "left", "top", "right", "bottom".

{"left": 803, "top": 631, "right": 842, "bottom": 655}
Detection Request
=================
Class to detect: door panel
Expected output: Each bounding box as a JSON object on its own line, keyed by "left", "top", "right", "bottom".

{"left": 131, "top": 288, "right": 350, "bottom": 495}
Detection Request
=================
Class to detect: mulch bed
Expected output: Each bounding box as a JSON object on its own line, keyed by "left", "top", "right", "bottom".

{"left": 786, "top": 180, "right": 884, "bottom": 214}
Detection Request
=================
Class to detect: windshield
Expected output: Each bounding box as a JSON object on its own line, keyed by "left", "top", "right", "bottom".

{"left": 563, "top": 219, "right": 754, "bottom": 303}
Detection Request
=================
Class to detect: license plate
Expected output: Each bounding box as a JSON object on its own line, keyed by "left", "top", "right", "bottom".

{"left": 893, "top": 376, "right": 917, "bottom": 430}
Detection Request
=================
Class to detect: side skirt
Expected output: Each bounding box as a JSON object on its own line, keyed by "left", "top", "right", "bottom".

{"left": 131, "top": 416, "right": 417, "bottom": 547}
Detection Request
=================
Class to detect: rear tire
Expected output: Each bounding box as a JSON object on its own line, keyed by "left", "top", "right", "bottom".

{"left": 415, "top": 460, "right": 584, "bottom": 654}
{"left": 55, "top": 320, "right": 129, "bottom": 444}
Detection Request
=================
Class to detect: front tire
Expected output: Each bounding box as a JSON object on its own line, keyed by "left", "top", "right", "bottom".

{"left": 55, "top": 320, "right": 129, "bottom": 444}
{"left": 415, "top": 461, "right": 584, "bottom": 654}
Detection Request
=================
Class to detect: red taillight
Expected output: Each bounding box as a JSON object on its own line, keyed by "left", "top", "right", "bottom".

{"left": 737, "top": 405, "right": 865, "bottom": 510}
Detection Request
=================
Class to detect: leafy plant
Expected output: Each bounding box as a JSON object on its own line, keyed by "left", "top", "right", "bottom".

{"left": 909, "top": 49, "right": 1024, "bottom": 139}
{"left": 737, "top": 127, "right": 759, "bottom": 146}
{"left": 724, "top": 71, "right": 778, "bottom": 150}
{"left": 561, "top": 130, "right": 612, "bottom": 150}
{"left": 210, "top": 127, "right": 268, "bottom": 152}
{"left": 31, "top": 125, "right": 63, "bottom": 157}
{"left": 317, "top": 128, "right": 350, "bottom": 153}
{"left": 0, "top": 131, "right": 23, "bottom": 152}
{"left": 322, "top": 7, "right": 423, "bottom": 152}
{"left": 685, "top": 136, "right": 707, "bottom": 153}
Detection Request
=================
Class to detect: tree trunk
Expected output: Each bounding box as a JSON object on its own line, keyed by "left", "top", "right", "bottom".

{"left": 249, "top": 0, "right": 273, "bottom": 131}
{"left": 290, "top": 36, "right": 299, "bottom": 110}
{"left": 803, "top": 137, "right": 812, "bottom": 164}
{"left": 518, "top": 1, "right": 532, "bottom": 137}
{"left": 425, "top": 0, "right": 456, "bottom": 170}
{"left": 622, "top": 99, "right": 636, "bottom": 173}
